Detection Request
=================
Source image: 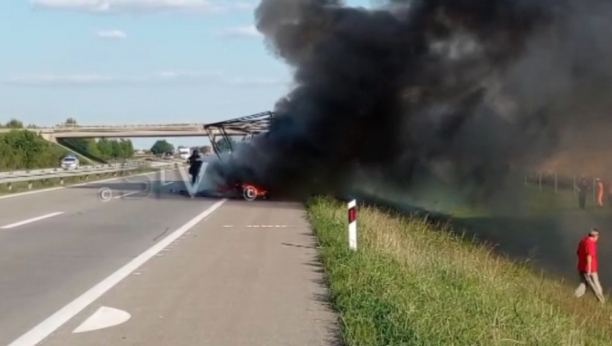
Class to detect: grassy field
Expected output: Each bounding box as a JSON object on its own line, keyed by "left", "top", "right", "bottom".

{"left": 307, "top": 196, "right": 612, "bottom": 346}
{"left": 523, "top": 183, "right": 612, "bottom": 217}
{"left": 0, "top": 166, "right": 154, "bottom": 195}
{"left": 0, "top": 130, "right": 93, "bottom": 171}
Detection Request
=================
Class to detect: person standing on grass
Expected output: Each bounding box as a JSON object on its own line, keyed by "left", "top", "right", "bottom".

{"left": 608, "top": 180, "right": 612, "bottom": 209}
{"left": 577, "top": 177, "right": 588, "bottom": 209}
{"left": 575, "top": 229, "right": 605, "bottom": 303}
{"left": 596, "top": 178, "right": 604, "bottom": 207}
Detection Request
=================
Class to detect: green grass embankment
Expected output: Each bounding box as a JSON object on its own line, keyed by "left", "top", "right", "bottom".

{"left": 307, "top": 196, "right": 612, "bottom": 346}
{"left": 56, "top": 138, "right": 104, "bottom": 164}
{"left": 0, "top": 130, "right": 92, "bottom": 171}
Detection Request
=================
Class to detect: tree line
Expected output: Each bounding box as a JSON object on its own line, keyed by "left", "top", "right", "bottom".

{"left": 1, "top": 117, "right": 135, "bottom": 170}
{"left": 61, "top": 138, "right": 134, "bottom": 161}
{"left": 149, "top": 140, "right": 212, "bottom": 156}
{"left": 0, "top": 130, "right": 74, "bottom": 170}
{"left": 0, "top": 118, "right": 38, "bottom": 129}
{"left": 5, "top": 117, "right": 134, "bottom": 159}
{"left": 0, "top": 117, "right": 75, "bottom": 129}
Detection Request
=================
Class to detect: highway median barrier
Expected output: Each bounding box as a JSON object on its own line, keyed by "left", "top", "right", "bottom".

{"left": 0, "top": 162, "right": 177, "bottom": 195}
{"left": 306, "top": 196, "right": 612, "bottom": 346}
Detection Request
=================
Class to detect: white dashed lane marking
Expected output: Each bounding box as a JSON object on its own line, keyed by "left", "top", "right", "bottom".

{"left": 0, "top": 212, "right": 65, "bottom": 229}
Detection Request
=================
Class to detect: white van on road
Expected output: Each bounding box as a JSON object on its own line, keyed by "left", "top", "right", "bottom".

{"left": 177, "top": 147, "right": 190, "bottom": 160}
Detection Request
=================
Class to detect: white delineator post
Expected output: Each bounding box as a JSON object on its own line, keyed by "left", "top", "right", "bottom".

{"left": 348, "top": 199, "right": 357, "bottom": 250}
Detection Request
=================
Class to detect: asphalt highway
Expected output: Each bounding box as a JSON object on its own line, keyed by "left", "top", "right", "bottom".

{"left": 0, "top": 166, "right": 337, "bottom": 346}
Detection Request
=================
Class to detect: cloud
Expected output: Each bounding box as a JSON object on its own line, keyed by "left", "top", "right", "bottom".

{"left": 216, "top": 25, "right": 262, "bottom": 39}
{"left": 226, "top": 77, "right": 289, "bottom": 87}
{"left": 6, "top": 74, "right": 117, "bottom": 86}
{"left": 30, "top": 0, "right": 254, "bottom": 14}
{"left": 97, "top": 29, "right": 126, "bottom": 39}
{"left": 157, "top": 70, "right": 222, "bottom": 79}
{"left": 5, "top": 71, "right": 289, "bottom": 88}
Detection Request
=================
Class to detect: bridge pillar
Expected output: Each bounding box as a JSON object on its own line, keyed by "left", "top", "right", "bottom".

{"left": 40, "top": 133, "right": 57, "bottom": 143}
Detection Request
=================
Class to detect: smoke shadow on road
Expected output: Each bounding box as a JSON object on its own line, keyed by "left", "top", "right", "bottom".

{"left": 68, "top": 179, "right": 306, "bottom": 208}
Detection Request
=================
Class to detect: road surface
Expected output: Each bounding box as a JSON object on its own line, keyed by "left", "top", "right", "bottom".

{"left": 0, "top": 167, "right": 338, "bottom": 346}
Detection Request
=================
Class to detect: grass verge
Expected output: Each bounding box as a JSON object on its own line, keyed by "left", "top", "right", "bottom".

{"left": 0, "top": 166, "right": 155, "bottom": 195}
{"left": 307, "top": 196, "right": 612, "bottom": 346}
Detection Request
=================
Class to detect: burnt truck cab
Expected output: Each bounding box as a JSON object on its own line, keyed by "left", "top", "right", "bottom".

{"left": 213, "top": 173, "right": 269, "bottom": 201}
{"left": 204, "top": 111, "right": 273, "bottom": 201}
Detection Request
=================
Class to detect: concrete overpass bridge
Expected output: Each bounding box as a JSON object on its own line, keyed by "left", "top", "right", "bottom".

{"left": 0, "top": 111, "right": 273, "bottom": 142}
{"left": 0, "top": 123, "right": 254, "bottom": 141}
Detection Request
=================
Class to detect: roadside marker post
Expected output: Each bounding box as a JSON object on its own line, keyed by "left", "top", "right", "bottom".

{"left": 348, "top": 199, "right": 357, "bottom": 250}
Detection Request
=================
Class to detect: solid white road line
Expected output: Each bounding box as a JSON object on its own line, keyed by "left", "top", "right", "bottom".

{"left": 0, "top": 212, "right": 65, "bottom": 229}
{"left": 0, "top": 187, "right": 65, "bottom": 200}
{"left": 6, "top": 198, "right": 227, "bottom": 346}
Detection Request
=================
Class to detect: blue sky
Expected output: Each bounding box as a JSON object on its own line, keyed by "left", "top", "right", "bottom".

{"left": 0, "top": 0, "right": 369, "bottom": 149}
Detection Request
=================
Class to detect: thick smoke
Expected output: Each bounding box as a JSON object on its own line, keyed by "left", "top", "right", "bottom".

{"left": 207, "top": 0, "right": 612, "bottom": 208}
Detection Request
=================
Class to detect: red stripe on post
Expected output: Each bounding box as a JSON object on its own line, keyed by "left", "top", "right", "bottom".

{"left": 348, "top": 207, "right": 356, "bottom": 223}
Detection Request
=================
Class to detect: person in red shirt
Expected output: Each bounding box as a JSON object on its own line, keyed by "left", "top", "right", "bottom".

{"left": 575, "top": 229, "right": 605, "bottom": 303}
{"left": 597, "top": 179, "right": 605, "bottom": 207}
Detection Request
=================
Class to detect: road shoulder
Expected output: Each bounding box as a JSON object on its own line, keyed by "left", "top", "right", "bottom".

{"left": 37, "top": 200, "right": 339, "bottom": 346}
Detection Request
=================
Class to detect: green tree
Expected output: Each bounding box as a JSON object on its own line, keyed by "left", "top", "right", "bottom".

{"left": 5, "top": 118, "right": 23, "bottom": 129}
{"left": 65, "top": 117, "right": 77, "bottom": 126}
{"left": 119, "top": 139, "right": 134, "bottom": 158}
{"left": 0, "top": 130, "right": 70, "bottom": 170}
{"left": 59, "top": 137, "right": 134, "bottom": 162}
{"left": 97, "top": 138, "right": 113, "bottom": 159}
{"left": 110, "top": 140, "right": 122, "bottom": 159}
{"left": 62, "top": 138, "right": 101, "bottom": 158}
{"left": 150, "top": 140, "right": 174, "bottom": 155}
{"left": 85, "top": 138, "right": 102, "bottom": 158}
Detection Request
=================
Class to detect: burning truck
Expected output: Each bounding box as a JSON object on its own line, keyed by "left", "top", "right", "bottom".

{"left": 200, "top": 111, "right": 274, "bottom": 201}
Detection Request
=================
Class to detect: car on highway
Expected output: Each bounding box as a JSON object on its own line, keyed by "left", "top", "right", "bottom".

{"left": 60, "top": 156, "right": 79, "bottom": 170}
{"left": 177, "top": 146, "right": 190, "bottom": 160}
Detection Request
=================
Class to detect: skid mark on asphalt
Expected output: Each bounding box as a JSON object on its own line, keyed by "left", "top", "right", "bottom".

{"left": 153, "top": 227, "right": 170, "bottom": 242}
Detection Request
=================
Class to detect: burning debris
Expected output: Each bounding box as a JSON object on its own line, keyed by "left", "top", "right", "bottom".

{"left": 207, "top": 0, "right": 612, "bottom": 207}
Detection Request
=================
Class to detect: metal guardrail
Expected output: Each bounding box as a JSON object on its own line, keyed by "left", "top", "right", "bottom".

{"left": 0, "top": 161, "right": 182, "bottom": 186}
{"left": 0, "top": 167, "right": 140, "bottom": 185}
{"left": 0, "top": 162, "right": 141, "bottom": 179}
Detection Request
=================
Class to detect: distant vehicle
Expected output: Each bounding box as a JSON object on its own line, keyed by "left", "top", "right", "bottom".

{"left": 61, "top": 156, "right": 79, "bottom": 170}
{"left": 177, "top": 147, "right": 190, "bottom": 160}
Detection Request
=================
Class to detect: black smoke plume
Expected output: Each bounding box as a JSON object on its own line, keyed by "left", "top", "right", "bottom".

{"left": 206, "top": 0, "right": 612, "bottom": 208}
